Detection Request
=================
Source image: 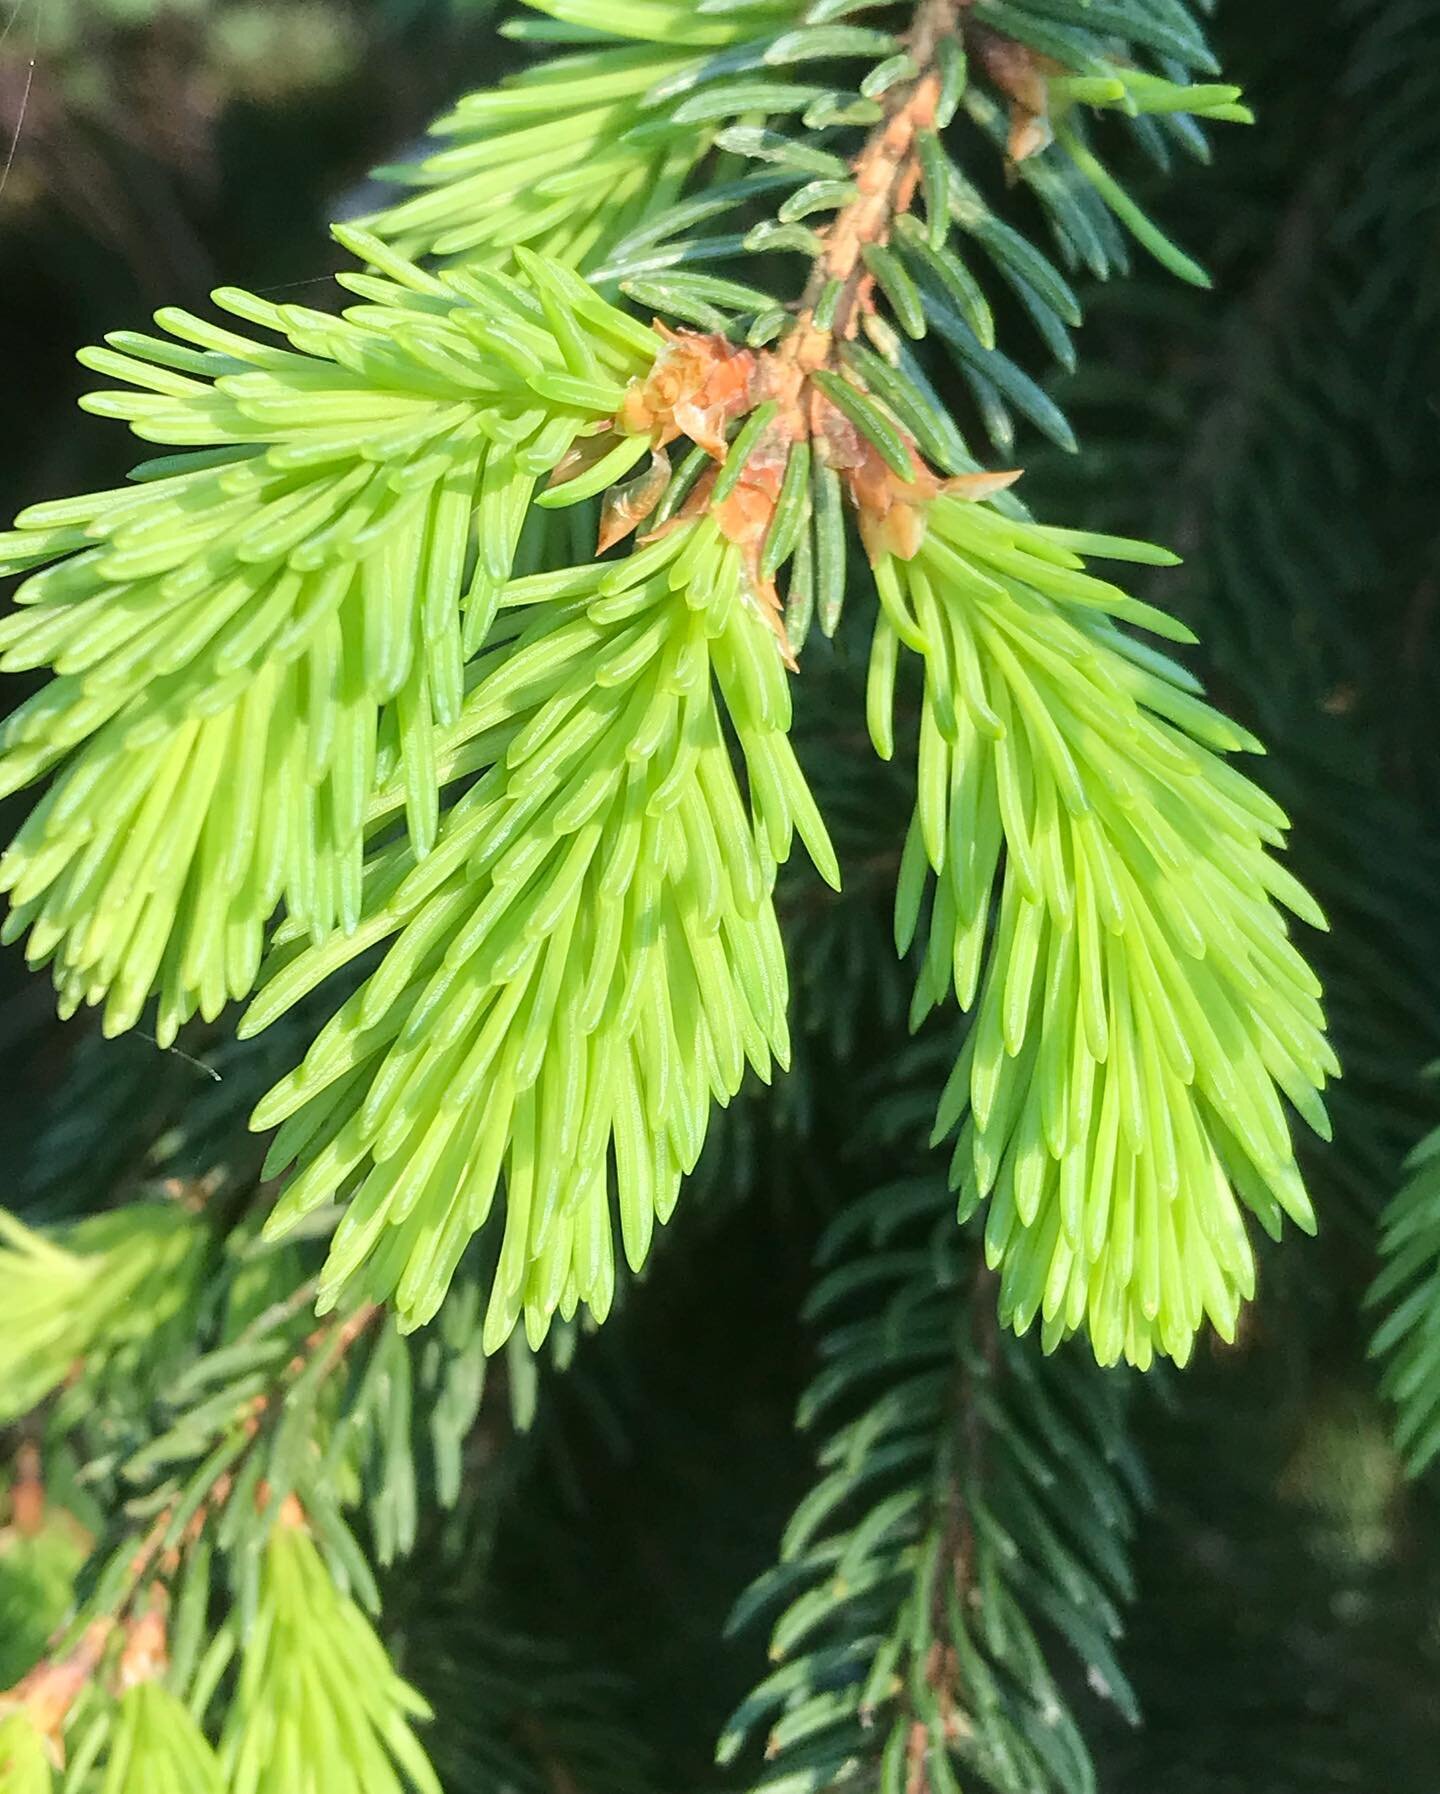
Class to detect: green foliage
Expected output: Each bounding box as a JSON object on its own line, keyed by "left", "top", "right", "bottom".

{"left": 1371, "top": 1092, "right": 1440, "bottom": 1474}
{"left": 0, "top": 1202, "right": 520, "bottom": 1788}
{"left": 101, "top": 1683, "right": 222, "bottom": 1794}
{"left": 5, "top": 0, "right": 1431, "bottom": 1788}
{"left": 1025, "top": 0, "right": 1440, "bottom": 1223}
{"left": 364, "top": 0, "right": 870, "bottom": 266}
{"left": 722, "top": 1166, "right": 1142, "bottom": 1794}
{"left": 61, "top": 1244, "right": 492, "bottom": 1628}
{"left": 866, "top": 494, "right": 1328, "bottom": 1366}
{"left": 245, "top": 518, "right": 837, "bottom": 1339}
{"left": 0, "top": 1203, "right": 208, "bottom": 1424}
{"left": 0, "top": 232, "right": 654, "bottom": 1043}
{"left": 217, "top": 1517, "right": 440, "bottom": 1794}
{"left": 0, "top": 1482, "right": 92, "bottom": 1689}
{"left": 370, "top": 0, "right": 1244, "bottom": 321}
{"left": 0, "top": 1715, "right": 50, "bottom": 1794}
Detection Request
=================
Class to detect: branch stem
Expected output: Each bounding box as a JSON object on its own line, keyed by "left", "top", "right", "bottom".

{"left": 785, "top": 0, "right": 967, "bottom": 367}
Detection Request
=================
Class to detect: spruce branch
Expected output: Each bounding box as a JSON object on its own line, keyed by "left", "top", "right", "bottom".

{"left": 0, "top": 1261, "right": 461, "bottom": 1790}
{"left": 0, "top": 1202, "right": 210, "bottom": 1427}
{"left": 859, "top": 487, "right": 1330, "bottom": 1367}
{"left": 781, "top": 0, "right": 969, "bottom": 365}
{"left": 218, "top": 1498, "right": 441, "bottom": 1794}
{"left": 0, "top": 234, "right": 657, "bottom": 1042}
{"left": 0, "top": 0, "right": 1317, "bottom": 1378}
{"left": 572, "top": 309, "right": 1331, "bottom": 1373}
{"left": 1026, "top": 0, "right": 1440, "bottom": 1241}
{"left": 0, "top": 4, "right": 1413, "bottom": 1790}
{"left": 721, "top": 1169, "right": 1142, "bottom": 1794}
{"left": 244, "top": 518, "right": 839, "bottom": 1340}
{"left": 0, "top": 1621, "right": 112, "bottom": 1780}
{"left": 5, "top": 1285, "right": 381, "bottom": 1656}
{"left": 102, "top": 1680, "right": 223, "bottom": 1794}
{"left": 1370, "top": 1092, "right": 1440, "bottom": 1475}
{"left": 365, "top": 0, "right": 1244, "bottom": 380}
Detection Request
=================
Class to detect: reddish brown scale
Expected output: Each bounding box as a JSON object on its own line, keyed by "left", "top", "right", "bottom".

{"left": 548, "top": 0, "right": 1028, "bottom": 659}
{"left": 618, "top": 324, "right": 768, "bottom": 458}
{"left": 0, "top": 1621, "right": 114, "bottom": 1765}
{"left": 970, "top": 25, "right": 1062, "bottom": 163}
{"left": 597, "top": 449, "right": 673, "bottom": 554}
{"left": 118, "top": 1600, "right": 169, "bottom": 1692}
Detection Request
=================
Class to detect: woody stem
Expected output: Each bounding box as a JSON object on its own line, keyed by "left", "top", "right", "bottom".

{"left": 787, "top": 0, "right": 967, "bottom": 365}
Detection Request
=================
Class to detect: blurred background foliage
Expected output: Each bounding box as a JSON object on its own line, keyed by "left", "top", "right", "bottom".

{"left": 1, "top": 0, "right": 1438, "bottom": 1788}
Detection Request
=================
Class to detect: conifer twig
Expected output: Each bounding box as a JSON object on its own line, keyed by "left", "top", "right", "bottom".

{"left": 913, "top": 1264, "right": 999, "bottom": 1768}
{"left": 787, "top": 0, "right": 967, "bottom": 366}
{"left": 0, "top": 1621, "right": 113, "bottom": 1760}
{"left": 0, "top": 1296, "right": 387, "bottom": 1744}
